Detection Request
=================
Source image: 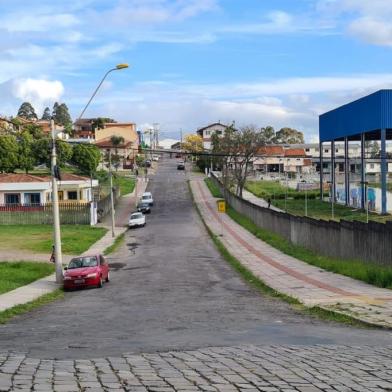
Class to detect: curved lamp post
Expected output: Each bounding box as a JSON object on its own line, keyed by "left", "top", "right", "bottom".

{"left": 77, "top": 63, "right": 129, "bottom": 120}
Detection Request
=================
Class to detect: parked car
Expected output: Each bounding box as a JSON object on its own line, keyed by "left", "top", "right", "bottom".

{"left": 177, "top": 161, "right": 185, "bottom": 170}
{"left": 63, "top": 255, "right": 109, "bottom": 290}
{"left": 152, "top": 155, "right": 159, "bottom": 161}
{"left": 129, "top": 212, "right": 146, "bottom": 228}
{"left": 137, "top": 201, "right": 151, "bottom": 214}
{"left": 144, "top": 160, "right": 151, "bottom": 167}
{"left": 141, "top": 191, "right": 154, "bottom": 206}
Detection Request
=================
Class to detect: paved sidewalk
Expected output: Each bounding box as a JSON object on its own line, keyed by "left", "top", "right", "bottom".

{"left": 242, "top": 189, "right": 283, "bottom": 212}
{"left": 190, "top": 177, "right": 392, "bottom": 328}
{"left": 0, "top": 226, "right": 127, "bottom": 313}
{"left": 1, "top": 345, "right": 392, "bottom": 391}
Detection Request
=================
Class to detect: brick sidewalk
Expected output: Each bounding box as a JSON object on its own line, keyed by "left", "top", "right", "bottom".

{"left": 190, "top": 177, "right": 392, "bottom": 328}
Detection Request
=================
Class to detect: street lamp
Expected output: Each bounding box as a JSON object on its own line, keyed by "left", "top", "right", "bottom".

{"left": 77, "top": 63, "right": 129, "bottom": 120}
{"left": 50, "top": 119, "right": 63, "bottom": 284}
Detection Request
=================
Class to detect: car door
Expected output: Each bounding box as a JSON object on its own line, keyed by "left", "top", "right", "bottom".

{"left": 99, "top": 255, "right": 108, "bottom": 279}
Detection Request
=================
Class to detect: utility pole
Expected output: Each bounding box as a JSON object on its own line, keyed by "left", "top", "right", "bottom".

{"left": 51, "top": 119, "right": 63, "bottom": 284}
{"left": 108, "top": 150, "right": 115, "bottom": 237}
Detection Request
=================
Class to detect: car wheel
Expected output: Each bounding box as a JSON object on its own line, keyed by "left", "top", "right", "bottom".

{"left": 105, "top": 272, "right": 110, "bottom": 283}
{"left": 97, "top": 276, "right": 103, "bottom": 288}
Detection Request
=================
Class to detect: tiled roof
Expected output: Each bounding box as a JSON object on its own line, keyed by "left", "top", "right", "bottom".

{"left": 0, "top": 173, "right": 89, "bottom": 183}
{"left": 284, "top": 148, "right": 306, "bottom": 157}
{"left": 258, "top": 146, "right": 285, "bottom": 156}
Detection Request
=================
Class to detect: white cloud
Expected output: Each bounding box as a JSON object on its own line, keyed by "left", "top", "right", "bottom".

{"left": 12, "top": 78, "right": 64, "bottom": 110}
{"left": 348, "top": 17, "right": 392, "bottom": 46}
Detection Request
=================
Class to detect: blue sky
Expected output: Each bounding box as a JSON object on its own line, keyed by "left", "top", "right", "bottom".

{"left": 1, "top": 0, "right": 392, "bottom": 142}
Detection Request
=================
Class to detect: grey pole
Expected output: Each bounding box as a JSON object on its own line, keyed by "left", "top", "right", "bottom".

{"left": 108, "top": 150, "right": 115, "bottom": 237}
{"left": 344, "top": 137, "right": 350, "bottom": 206}
{"left": 360, "top": 133, "right": 366, "bottom": 209}
{"left": 51, "top": 119, "right": 63, "bottom": 283}
{"left": 381, "top": 128, "right": 387, "bottom": 214}
{"left": 319, "top": 141, "right": 323, "bottom": 201}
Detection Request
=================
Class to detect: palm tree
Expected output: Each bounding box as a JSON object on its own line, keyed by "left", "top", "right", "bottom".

{"left": 110, "top": 135, "right": 125, "bottom": 171}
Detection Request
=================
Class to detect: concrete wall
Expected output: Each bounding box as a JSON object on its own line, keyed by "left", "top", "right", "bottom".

{"left": 211, "top": 173, "right": 392, "bottom": 266}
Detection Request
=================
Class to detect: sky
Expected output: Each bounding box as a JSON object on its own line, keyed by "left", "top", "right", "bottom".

{"left": 1, "top": 0, "right": 392, "bottom": 142}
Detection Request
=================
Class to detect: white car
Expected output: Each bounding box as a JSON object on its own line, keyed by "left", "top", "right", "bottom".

{"left": 152, "top": 155, "right": 159, "bottom": 161}
{"left": 129, "top": 212, "right": 146, "bottom": 228}
{"left": 141, "top": 192, "right": 154, "bottom": 206}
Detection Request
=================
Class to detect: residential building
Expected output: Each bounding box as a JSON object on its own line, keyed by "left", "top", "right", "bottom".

{"left": 0, "top": 173, "right": 98, "bottom": 206}
{"left": 252, "top": 146, "right": 313, "bottom": 176}
{"left": 196, "top": 122, "right": 232, "bottom": 150}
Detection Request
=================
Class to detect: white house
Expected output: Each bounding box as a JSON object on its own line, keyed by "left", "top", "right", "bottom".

{"left": 196, "top": 122, "right": 232, "bottom": 150}
{"left": 0, "top": 173, "right": 98, "bottom": 205}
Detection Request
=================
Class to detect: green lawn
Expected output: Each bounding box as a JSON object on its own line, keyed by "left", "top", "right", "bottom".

{"left": 273, "top": 199, "right": 391, "bottom": 223}
{"left": 0, "top": 262, "right": 55, "bottom": 295}
{"left": 246, "top": 180, "right": 319, "bottom": 200}
{"left": 0, "top": 225, "right": 107, "bottom": 255}
{"left": 113, "top": 175, "right": 136, "bottom": 195}
{"left": 204, "top": 178, "right": 223, "bottom": 198}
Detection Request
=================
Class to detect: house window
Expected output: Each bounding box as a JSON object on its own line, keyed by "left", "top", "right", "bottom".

{"left": 336, "top": 149, "right": 339, "bottom": 153}
{"left": 305, "top": 148, "right": 310, "bottom": 152}
{"left": 215, "top": 130, "right": 222, "bottom": 135}
{"left": 370, "top": 164, "right": 375, "bottom": 169}
{"left": 5, "top": 193, "right": 20, "bottom": 205}
{"left": 24, "top": 193, "right": 41, "bottom": 205}
{"left": 205, "top": 131, "right": 210, "bottom": 136}
{"left": 68, "top": 191, "right": 78, "bottom": 200}
{"left": 324, "top": 149, "right": 329, "bottom": 153}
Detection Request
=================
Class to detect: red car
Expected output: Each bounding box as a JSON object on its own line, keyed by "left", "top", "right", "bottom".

{"left": 63, "top": 254, "right": 109, "bottom": 290}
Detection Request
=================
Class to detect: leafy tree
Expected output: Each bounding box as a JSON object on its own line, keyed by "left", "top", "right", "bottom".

{"left": 72, "top": 144, "right": 101, "bottom": 174}
{"left": 18, "top": 132, "right": 35, "bottom": 173}
{"left": 32, "top": 138, "right": 73, "bottom": 168}
{"left": 41, "top": 107, "right": 51, "bottom": 120}
{"left": 53, "top": 103, "right": 72, "bottom": 127}
{"left": 370, "top": 141, "right": 380, "bottom": 159}
{"left": 91, "top": 117, "right": 115, "bottom": 132}
{"left": 273, "top": 127, "right": 304, "bottom": 144}
{"left": 17, "top": 102, "right": 38, "bottom": 121}
{"left": 23, "top": 124, "right": 44, "bottom": 139}
{"left": 0, "top": 135, "right": 19, "bottom": 172}
{"left": 110, "top": 135, "right": 125, "bottom": 171}
{"left": 262, "top": 126, "right": 276, "bottom": 144}
{"left": 182, "top": 134, "right": 203, "bottom": 154}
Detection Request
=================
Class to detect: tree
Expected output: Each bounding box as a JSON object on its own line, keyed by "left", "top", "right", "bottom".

{"left": 72, "top": 144, "right": 101, "bottom": 174}
{"left": 370, "top": 141, "right": 380, "bottom": 158}
{"left": 23, "top": 123, "right": 44, "bottom": 139}
{"left": 18, "top": 131, "right": 35, "bottom": 173}
{"left": 211, "top": 125, "right": 265, "bottom": 197}
{"left": 41, "top": 107, "right": 51, "bottom": 120}
{"left": 262, "top": 126, "right": 276, "bottom": 144}
{"left": 17, "top": 102, "right": 38, "bottom": 121}
{"left": 273, "top": 127, "right": 304, "bottom": 144}
{"left": 32, "top": 138, "right": 73, "bottom": 168}
{"left": 0, "top": 135, "right": 19, "bottom": 172}
{"left": 110, "top": 135, "right": 125, "bottom": 171}
{"left": 91, "top": 117, "right": 115, "bottom": 132}
{"left": 182, "top": 134, "right": 203, "bottom": 155}
{"left": 54, "top": 103, "right": 72, "bottom": 127}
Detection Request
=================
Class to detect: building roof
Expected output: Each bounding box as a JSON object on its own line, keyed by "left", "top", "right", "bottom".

{"left": 319, "top": 89, "right": 392, "bottom": 142}
{"left": 197, "top": 122, "right": 233, "bottom": 136}
{"left": 258, "top": 146, "right": 285, "bottom": 156}
{"left": 0, "top": 173, "right": 89, "bottom": 183}
{"left": 284, "top": 148, "right": 306, "bottom": 157}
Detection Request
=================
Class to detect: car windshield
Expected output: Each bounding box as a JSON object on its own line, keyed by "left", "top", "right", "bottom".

{"left": 142, "top": 195, "right": 150, "bottom": 200}
{"left": 68, "top": 256, "right": 98, "bottom": 269}
{"left": 138, "top": 202, "right": 148, "bottom": 207}
{"left": 131, "top": 213, "right": 143, "bottom": 219}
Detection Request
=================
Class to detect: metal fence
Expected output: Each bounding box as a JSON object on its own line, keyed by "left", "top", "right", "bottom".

{"left": 211, "top": 173, "right": 392, "bottom": 266}
{"left": 0, "top": 203, "right": 91, "bottom": 225}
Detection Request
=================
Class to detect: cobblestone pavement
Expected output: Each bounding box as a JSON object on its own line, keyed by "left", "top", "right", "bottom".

{"left": 189, "top": 177, "right": 392, "bottom": 328}
{"left": 1, "top": 345, "right": 392, "bottom": 391}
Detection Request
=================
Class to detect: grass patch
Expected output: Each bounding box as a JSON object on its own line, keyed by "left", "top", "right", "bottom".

{"left": 227, "top": 206, "right": 392, "bottom": 289}
{"left": 246, "top": 180, "right": 319, "bottom": 200}
{"left": 190, "top": 181, "right": 370, "bottom": 327}
{"left": 104, "top": 233, "right": 125, "bottom": 255}
{"left": 0, "top": 289, "right": 64, "bottom": 325}
{"left": 204, "top": 178, "right": 222, "bottom": 198}
{"left": 113, "top": 175, "right": 136, "bottom": 195}
{"left": 273, "top": 198, "right": 391, "bottom": 223}
{"left": 0, "top": 262, "right": 55, "bottom": 295}
{"left": 0, "top": 225, "right": 107, "bottom": 255}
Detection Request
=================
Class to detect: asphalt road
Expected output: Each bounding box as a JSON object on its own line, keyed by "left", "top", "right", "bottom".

{"left": 1, "top": 157, "right": 391, "bottom": 359}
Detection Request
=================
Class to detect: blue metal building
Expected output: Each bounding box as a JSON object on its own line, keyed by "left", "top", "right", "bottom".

{"left": 319, "top": 90, "right": 392, "bottom": 214}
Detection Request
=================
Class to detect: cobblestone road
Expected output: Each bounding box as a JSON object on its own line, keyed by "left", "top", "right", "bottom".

{"left": 1, "top": 345, "right": 392, "bottom": 391}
